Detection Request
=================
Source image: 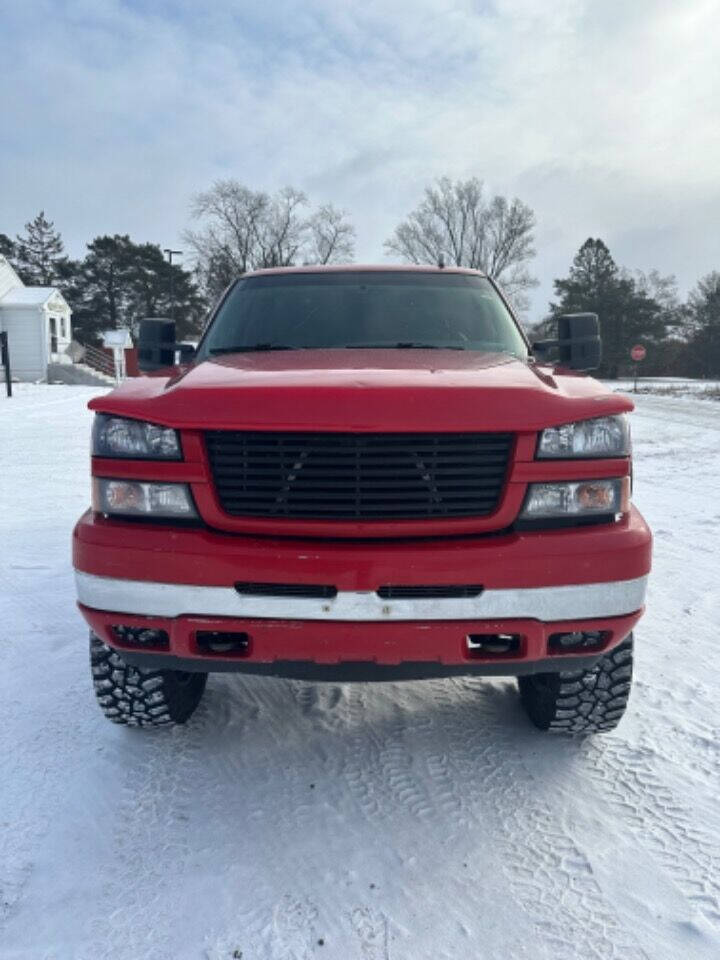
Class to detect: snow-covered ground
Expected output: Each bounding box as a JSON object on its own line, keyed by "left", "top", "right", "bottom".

{"left": 1, "top": 384, "right": 719, "bottom": 960}
{"left": 611, "top": 378, "right": 720, "bottom": 400}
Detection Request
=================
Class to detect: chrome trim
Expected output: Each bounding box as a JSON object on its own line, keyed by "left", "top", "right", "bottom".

{"left": 75, "top": 571, "right": 648, "bottom": 622}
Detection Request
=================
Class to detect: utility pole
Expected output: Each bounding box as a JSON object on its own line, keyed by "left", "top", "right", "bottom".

{"left": 164, "top": 248, "right": 183, "bottom": 322}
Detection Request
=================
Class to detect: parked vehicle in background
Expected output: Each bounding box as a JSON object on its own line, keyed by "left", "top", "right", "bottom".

{"left": 73, "top": 266, "right": 651, "bottom": 735}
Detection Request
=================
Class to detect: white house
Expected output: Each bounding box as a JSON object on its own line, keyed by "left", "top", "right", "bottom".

{"left": 0, "top": 255, "right": 73, "bottom": 381}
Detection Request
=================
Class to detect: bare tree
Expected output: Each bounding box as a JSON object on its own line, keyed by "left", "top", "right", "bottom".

{"left": 184, "top": 180, "right": 355, "bottom": 301}
{"left": 307, "top": 204, "right": 356, "bottom": 265}
{"left": 184, "top": 181, "right": 269, "bottom": 298}
{"left": 255, "top": 187, "right": 309, "bottom": 268}
{"left": 385, "top": 177, "right": 538, "bottom": 311}
{"left": 632, "top": 269, "right": 685, "bottom": 337}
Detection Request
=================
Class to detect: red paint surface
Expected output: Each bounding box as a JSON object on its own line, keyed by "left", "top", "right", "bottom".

{"left": 78, "top": 604, "right": 641, "bottom": 668}
{"left": 88, "top": 349, "right": 633, "bottom": 433}
{"left": 73, "top": 506, "right": 651, "bottom": 591}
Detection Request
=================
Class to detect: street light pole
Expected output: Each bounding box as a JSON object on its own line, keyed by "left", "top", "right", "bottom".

{"left": 164, "top": 248, "right": 183, "bottom": 323}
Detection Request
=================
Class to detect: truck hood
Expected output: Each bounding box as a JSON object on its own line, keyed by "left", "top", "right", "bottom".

{"left": 89, "top": 349, "right": 632, "bottom": 431}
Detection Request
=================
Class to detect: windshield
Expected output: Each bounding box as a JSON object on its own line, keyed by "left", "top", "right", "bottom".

{"left": 196, "top": 271, "right": 528, "bottom": 360}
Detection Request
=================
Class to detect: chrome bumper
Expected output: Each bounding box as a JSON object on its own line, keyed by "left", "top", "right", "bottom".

{"left": 75, "top": 571, "right": 648, "bottom": 622}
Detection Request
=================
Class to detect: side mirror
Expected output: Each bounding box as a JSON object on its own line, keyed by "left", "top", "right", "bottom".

{"left": 137, "top": 318, "right": 195, "bottom": 372}
{"left": 532, "top": 312, "right": 601, "bottom": 372}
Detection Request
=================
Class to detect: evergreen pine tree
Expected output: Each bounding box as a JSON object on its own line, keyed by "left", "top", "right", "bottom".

{"left": 551, "top": 239, "right": 666, "bottom": 377}
{"left": 67, "top": 235, "right": 205, "bottom": 344}
{"left": 686, "top": 272, "right": 720, "bottom": 377}
{"left": 62, "top": 236, "right": 132, "bottom": 343}
{"left": 15, "top": 211, "right": 67, "bottom": 285}
{"left": 0, "top": 233, "right": 15, "bottom": 260}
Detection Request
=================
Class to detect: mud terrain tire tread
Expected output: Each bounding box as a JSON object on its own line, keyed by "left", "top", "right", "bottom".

{"left": 518, "top": 634, "right": 634, "bottom": 735}
{"left": 89, "top": 633, "right": 207, "bottom": 727}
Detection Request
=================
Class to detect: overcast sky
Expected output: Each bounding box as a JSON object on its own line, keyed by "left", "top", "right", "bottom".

{"left": 2, "top": 0, "right": 719, "bottom": 316}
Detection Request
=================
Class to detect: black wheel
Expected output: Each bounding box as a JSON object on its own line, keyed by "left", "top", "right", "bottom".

{"left": 89, "top": 633, "right": 207, "bottom": 727}
{"left": 518, "top": 634, "right": 634, "bottom": 735}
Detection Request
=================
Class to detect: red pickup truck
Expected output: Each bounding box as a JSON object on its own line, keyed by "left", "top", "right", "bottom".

{"left": 73, "top": 266, "right": 651, "bottom": 735}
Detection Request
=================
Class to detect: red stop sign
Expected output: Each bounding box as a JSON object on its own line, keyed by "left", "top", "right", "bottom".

{"left": 630, "top": 344, "right": 646, "bottom": 362}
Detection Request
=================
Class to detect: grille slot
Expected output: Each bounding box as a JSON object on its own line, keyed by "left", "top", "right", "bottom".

{"left": 377, "top": 585, "right": 483, "bottom": 599}
{"left": 235, "top": 582, "right": 337, "bottom": 599}
{"left": 205, "top": 431, "right": 513, "bottom": 520}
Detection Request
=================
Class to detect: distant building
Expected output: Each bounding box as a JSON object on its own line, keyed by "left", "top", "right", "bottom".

{"left": 0, "top": 255, "right": 72, "bottom": 381}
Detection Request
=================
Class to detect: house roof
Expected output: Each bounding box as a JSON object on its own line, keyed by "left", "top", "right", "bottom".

{"left": 0, "top": 286, "right": 69, "bottom": 309}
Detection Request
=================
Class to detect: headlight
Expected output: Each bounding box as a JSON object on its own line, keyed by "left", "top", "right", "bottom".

{"left": 520, "top": 478, "right": 624, "bottom": 519}
{"left": 537, "top": 415, "right": 629, "bottom": 459}
{"left": 94, "top": 479, "right": 198, "bottom": 518}
{"left": 92, "top": 414, "right": 181, "bottom": 460}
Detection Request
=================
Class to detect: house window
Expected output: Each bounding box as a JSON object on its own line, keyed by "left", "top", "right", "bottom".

{"left": 49, "top": 317, "right": 58, "bottom": 354}
{"left": 60, "top": 317, "right": 66, "bottom": 338}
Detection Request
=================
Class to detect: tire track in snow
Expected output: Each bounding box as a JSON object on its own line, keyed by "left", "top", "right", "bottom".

{"left": 0, "top": 674, "right": 89, "bottom": 947}
{"left": 582, "top": 737, "right": 720, "bottom": 927}
{"left": 0, "top": 860, "right": 32, "bottom": 934}
{"left": 311, "top": 683, "right": 386, "bottom": 822}
{"left": 421, "top": 678, "right": 651, "bottom": 960}
{"left": 86, "top": 716, "right": 206, "bottom": 960}
{"left": 350, "top": 905, "right": 391, "bottom": 960}
{"left": 306, "top": 679, "right": 468, "bottom": 828}
{"left": 204, "top": 892, "right": 324, "bottom": 960}
{"left": 0, "top": 781, "right": 39, "bottom": 942}
{"left": 395, "top": 684, "right": 471, "bottom": 828}
{"left": 374, "top": 704, "right": 437, "bottom": 822}
{"left": 302, "top": 674, "right": 649, "bottom": 959}
{"left": 214, "top": 677, "right": 321, "bottom": 831}
{"left": 633, "top": 679, "right": 720, "bottom": 789}
{"left": 289, "top": 679, "right": 344, "bottom": 724}
{"left": 269, "top": 894, "right": 320, "bottom": 959}
{"left": 200, "top": 680, "right": 338, "bottom": 960}
{"left": 285, "top": 679, "right": 389, "bottom": 831}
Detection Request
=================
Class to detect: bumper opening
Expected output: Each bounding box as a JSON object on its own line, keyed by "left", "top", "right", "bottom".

{"left": 196, "top": 630, "right": 251, "bottom": 657}
{"left": 111, "top": 625, "right": 169, "bottom": 651}
{"left": 466, "top": 633, "right": 522, "bottom": 658}
{"left": 548, "top": 629, "right": 611, "bottom": 654}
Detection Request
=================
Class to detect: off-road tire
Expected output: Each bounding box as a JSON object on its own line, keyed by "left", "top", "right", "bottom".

{"left": 518, "top": 634, "right": 634, "bottom": 735}
{"left": 90, "top": 633, "right": 207, "bottom": 727}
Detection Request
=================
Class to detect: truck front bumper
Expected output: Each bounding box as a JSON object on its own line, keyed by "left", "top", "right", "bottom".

{"left": 73, "top": 506, "right": 651, "bottom": 678}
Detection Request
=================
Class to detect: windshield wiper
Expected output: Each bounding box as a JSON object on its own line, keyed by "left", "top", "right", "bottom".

{"left": 344, "top": 342, "right": 466, "bottom": 350}
{"left": 208, "top": 343, "right": 296, "bottom": 354}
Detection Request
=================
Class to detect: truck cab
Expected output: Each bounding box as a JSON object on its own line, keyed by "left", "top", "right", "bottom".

{"left": 73, "top": 266, "right": 651, "bottom": 734}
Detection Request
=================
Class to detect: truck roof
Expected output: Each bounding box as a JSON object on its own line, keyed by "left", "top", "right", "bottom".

{"left": 244, "top": 264, "right": 487, "bottom": 278}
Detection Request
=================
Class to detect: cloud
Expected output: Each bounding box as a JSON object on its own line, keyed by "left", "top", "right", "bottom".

{"left": 1, "top": 0, "right": 718, "bottom": 315}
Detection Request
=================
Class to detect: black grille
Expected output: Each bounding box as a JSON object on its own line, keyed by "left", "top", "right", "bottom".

{"left": 205, "top": 431, "right": 513, "bottom": 520}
